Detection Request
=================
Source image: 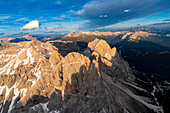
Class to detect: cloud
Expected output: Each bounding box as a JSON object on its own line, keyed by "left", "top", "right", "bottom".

{"left": 74, "top": 0, "right": 170, "bottom": 28}
{"left": 42, "top": 21, "right": 87, "bottom": 32}
{"left": 0, "top": 25, "right": 11, "bottom": 28}
{"left": 61, "top": 15, "right": 66, "bottom": 18}
{"left": 5, "top": 32, "right": 30, "bottom": 37}
{"left": 52, "top": 17, "right": 64, "bottom": 20}
{"left": 15, "top": 18, "right": 29, "bottom": 22}
{"left": 163, "top": 19, "right": 170, "bottom": 21}
{"left": 148, "top": 22, "right": 170, "bottom": 30}
{"left": 44, "top": 26, "right": 65, "bottom": 30}
{"left": 137, "top": 18, "right": 145, "bottom": 21}
{"left": 150, "top": 22, "right": 170, "bottom": 26}
{"left": 99, "top": 15, "right": 108, "bottom": 18}
{"left": 0, "top": 16, "right": 11, "bottom": 21}
{"left": 124, "top": 9, "right": 131, "bottom": 13}
{"left": 21, "top": 20, "right": 40, "bottom": 30}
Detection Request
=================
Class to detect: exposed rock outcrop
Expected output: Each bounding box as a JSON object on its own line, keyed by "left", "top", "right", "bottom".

{"left": 0, "top": 39, "right": 163, "bottom": 113}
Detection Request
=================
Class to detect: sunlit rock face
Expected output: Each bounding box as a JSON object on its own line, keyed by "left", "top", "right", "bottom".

{"left": 0, "top": 39, "right": 163, "bottom": 113}
{"left": 63, "top": 30, "right": 159, "bottom": 43}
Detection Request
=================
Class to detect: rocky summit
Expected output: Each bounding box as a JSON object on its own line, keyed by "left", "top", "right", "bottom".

{"left": 0, "top": 39, "right": 163, "bottom": 113}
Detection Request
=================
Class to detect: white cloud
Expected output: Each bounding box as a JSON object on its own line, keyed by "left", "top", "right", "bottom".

{"left": 99, "top": 15, "right": 103, "bottom": 18}
{"left": 52, "top": 17, "right": 64, "bottom": 20}
{"left": 61, "top": 15, "right": 66, "bottom": 18}
{"left": 137, "top": 18, "right": 146, "bottom": 21}
{"left": 124, "top": 9, "right": 131, "bottom": 13}
{"left": 0, "top": 16, "right": 11, "bottom": 21}
{"left": 99, "top": 15, "right": 108, "bottom": 18}
{"left": 104, "top": 15, "right": 108, "bottom": 17}
{"left": 15, "top": 18, "right": 29, "bottom": 22}
{"left": 76, "top": 10, "right": 84, "bottom": 15}
{"left": 0, "top": 25, "right": 11, "bottom": 28}
{"left": 21, "top": 20, "right": 40, "bottom": 30}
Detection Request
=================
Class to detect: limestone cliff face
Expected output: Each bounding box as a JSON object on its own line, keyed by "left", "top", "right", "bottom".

{"left": 0, "top": 39, "right": 162, "bottom": 113}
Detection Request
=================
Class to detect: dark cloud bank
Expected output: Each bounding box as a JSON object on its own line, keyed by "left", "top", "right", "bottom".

{"left": 74, "top": 0, "right": 170, "bottom": 29}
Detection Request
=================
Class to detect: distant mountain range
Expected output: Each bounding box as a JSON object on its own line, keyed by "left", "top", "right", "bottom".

{"left": 63, "top": 30, "right": 170, "bottom": 47}
{"left": 0, "top": 35, "right": 63, "bottom": 43}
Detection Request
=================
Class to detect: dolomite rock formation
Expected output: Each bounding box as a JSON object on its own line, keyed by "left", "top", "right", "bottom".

{"left": 63, "top": 31, "right": 159, "bottom": 42}
{"left": 0, "top": 39, "right": 163, "bottom": 113}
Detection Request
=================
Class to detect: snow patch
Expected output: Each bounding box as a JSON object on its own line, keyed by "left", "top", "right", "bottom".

{"left": 49, "top": 52, "right": 52, "bottom": 55}
{"left": 23, "top": 48, "right": 35, "bottom": 65}
{"left": 30, "top": 102, "right": 49, "bottom": 112}
{"left": 17, "top": 88, "right": 28, "bottom": 104}
{"left": 113, "top": 82, "right": 164, "bottom": 113}
{"left": 0, "top": 54, "right": 17, "bottom": 63}
{"left": 14, "top": 59, "right": 22, "bottom": 69}
{"left": 29, "top": 58, "right": 42, "bottom": 87}
{"left": 123, "top": 81, "right": 147, "bottom": 93}
{"left": 40, "top": 45, "right": 47, "bottom": 51}
{"left": 49, "top": 110, "right": 60, "bottom": 113}
{"left": 0, "top": 83, "right": 18, "bottom": 113}
{"left": 10, "top": 70, "right": 15, "bottom": 75}
{"left": 0, "top": 79, "right": 27, "bottom": 113}
{"left": 0, "top": 48, "right": 25, "bottom": 74}
{"left": 40, "top": 52, "right": 49, "bottom": 57}
{"left": 40, "top": 102, "right": 49, "bottom": 112}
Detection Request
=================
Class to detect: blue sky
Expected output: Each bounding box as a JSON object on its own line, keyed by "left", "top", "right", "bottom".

{"left": 0, "top": 0, "right": 170, "bottom": 37}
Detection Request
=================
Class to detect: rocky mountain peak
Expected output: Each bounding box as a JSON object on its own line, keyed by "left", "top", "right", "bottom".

{"left": 0, "top": 39, "right": 163, "bottom": 113}
{"left": 88, "top": 39, "right": 116, "bottom": 58}
{"left": 63, "top": 30, "right": 160, "bottom": 43}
